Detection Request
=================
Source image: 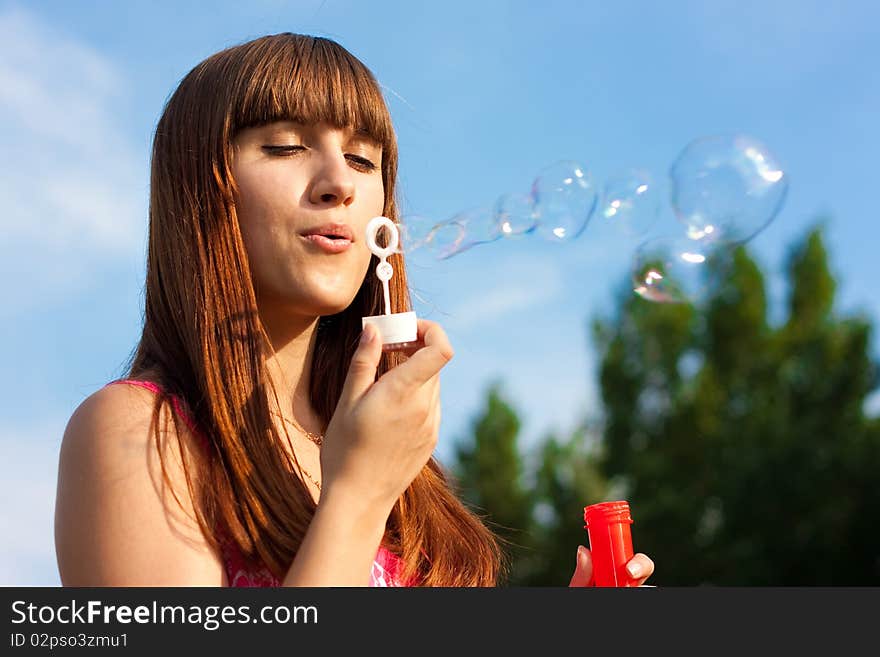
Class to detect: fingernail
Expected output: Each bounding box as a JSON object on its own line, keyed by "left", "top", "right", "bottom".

{"left": 626, "top": 562, "right": 643, "bottom": 578}
{"left": 577, "top": 545, "right": 587, "bottom": 560}
{"left": 360, "top": 326, "right": 374, "bottom": 344}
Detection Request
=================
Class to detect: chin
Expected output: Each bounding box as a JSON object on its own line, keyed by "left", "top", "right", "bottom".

{"left": 300, "top": 269, "right": 367, "bottom": 315}
{"left": 301, "top": 288, "right": 361, "bottom": 318}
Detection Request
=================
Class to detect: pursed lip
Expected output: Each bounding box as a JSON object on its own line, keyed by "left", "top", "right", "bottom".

{"left": 299, "top": 222, "right": 355, "bottom": 242}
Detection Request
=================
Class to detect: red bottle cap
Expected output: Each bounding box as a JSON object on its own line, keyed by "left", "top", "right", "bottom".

{"left": 583, "top": 500, "right": 636, "bottom": 587}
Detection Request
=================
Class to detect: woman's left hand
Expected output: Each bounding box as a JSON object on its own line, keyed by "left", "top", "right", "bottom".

{"left": 568, "top": 545, "right": 655, "bottom": 587}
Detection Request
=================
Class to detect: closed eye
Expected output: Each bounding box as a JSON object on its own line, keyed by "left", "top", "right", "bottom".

{"left": 262, "top": 146, "right": 378, "bottom": 173}
{"left": 345, "top": 154, "right": 378, "bottom": 173}
{"left": 262, "top": 145, "right": 305, "bottom": 155}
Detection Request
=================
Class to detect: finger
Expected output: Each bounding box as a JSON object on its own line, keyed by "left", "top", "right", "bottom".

{"left": 389, "top": 320, "right": 454, "bottom": 388}
{"left": 568, "top": 545, "right": 594, "bottom": 587}
{"left": 428, "top": 384, "right": 442, "bottom": 435}
{"left": 381, "top": 319, "right": 446, "bottom": 359}
{"left": 625, "top": 553, "right": 655, "bottom": 586}
{"left": 431, "top": 377, "right": 440, "bottom": 407}
{"left": 430, "top": 406, "right": 442, "bottom": 439}
{"left": 337, "top": 323, "right": 383, "bottom": 407}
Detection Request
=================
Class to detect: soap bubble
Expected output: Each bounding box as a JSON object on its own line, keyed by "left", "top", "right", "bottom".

{"left": 599, "top": 168, "right": 663, "bottom": 238}
{"left": 670, "top": 134, "right": 788, "bottom": 244}
{"left": 450, "top": 206, "right": 503, "bottom": 252}
{"left": 631, "top": 236, "right": 726, "bottom": 304}
{"left": 397, "top": 214, "right": 435, "bottom": 254}
{"left": 531, "top": 160, "right": 597, "bottom": 243}
{"left": 492, "top": 192, "right": 538, "bottom": 239}
{"left": 396, "top": 214, "right": 438, "bottom": 270}
{"left": 424, "top": 218, "right": 468, "bottom": 260}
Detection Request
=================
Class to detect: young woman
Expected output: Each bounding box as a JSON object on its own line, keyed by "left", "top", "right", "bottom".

{"left": 54, "top": 33, "right": 654, "bottom": 587}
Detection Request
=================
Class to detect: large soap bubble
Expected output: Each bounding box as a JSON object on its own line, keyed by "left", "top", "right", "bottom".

{"left": 670, "top": 134, "right": 788, "bottom": 244}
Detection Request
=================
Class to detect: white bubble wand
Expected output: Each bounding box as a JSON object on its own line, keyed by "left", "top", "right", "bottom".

{"left": 361, "top": 216, "right": 418, "bottom": 350}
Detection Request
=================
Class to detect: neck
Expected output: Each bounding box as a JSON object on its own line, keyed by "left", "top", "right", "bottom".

{"left": 258, "top": 303, "right": 325, "bottom": 435}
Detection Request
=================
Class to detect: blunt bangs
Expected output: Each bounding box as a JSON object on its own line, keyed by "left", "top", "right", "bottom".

{"left": 230, "top": 35, "right": 393, "bottom": 150}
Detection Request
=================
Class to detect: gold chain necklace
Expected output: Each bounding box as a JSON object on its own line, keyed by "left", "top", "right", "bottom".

{"left": 296, "top": 462, "right": 322, "bottom": 491}
{"left": 272, "top": 410, "right": 324, "bottom": 447}
{"left": 272, "top": 410, "right": 323, "bottom": 491}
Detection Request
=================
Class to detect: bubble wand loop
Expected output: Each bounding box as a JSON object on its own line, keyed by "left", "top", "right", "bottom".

{"left": 362, "top": 216, "right": 418, "bottom": 351}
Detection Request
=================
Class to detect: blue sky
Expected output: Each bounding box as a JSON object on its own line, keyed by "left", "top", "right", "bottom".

{"left": 2, "top": 0, "right": 879, "bottom": 585}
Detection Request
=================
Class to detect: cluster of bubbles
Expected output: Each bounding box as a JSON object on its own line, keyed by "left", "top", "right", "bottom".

{"left": 396, "top": 134, "right": 788, "bottom": 304}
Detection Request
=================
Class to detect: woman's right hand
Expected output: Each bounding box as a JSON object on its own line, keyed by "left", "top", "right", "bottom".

{"left": 319, "top": 318, "right": 453, "bottom": 516}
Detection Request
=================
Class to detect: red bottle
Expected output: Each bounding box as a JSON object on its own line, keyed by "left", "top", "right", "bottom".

{"left": 583, "top": 500, "right": 636, "bottom": 587}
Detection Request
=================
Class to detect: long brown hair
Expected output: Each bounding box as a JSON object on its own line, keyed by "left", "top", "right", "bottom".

{"left": 125, "top": 33, "right": 506, "bottom": 586}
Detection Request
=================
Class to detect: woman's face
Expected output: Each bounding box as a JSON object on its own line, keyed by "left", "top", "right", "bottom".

{"left": 231, "top": 120, "right": 385, "bottom": 318}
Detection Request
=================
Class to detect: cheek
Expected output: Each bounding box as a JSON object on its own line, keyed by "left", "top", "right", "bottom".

{"left": 235, "top": 169, "right": 282, "bottom": 221}
{"left": 362, "top": 176, "right": 386, "bottom": 216}
{"left": 233, "top": 171, "right": 290, "bottom": 250}
{"left": 232, "top": 172, "right": 263, "bottom": 237}
{"left": 234, "top": 202, "right": 267, "bottom": 266}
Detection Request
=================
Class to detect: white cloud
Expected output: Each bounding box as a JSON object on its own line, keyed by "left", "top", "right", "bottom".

{"left": 0, "top": 418, "right": 65, "bottom": 586}
{"left": 0, "top": 6, "right": 147, "bottom": 317}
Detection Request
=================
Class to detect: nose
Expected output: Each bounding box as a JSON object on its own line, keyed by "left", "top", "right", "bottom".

{"left": 308, "top": 152, "right": 356, "bottom": 207}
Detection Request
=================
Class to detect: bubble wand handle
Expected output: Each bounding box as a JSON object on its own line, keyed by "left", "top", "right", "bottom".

{"left": 375, "top": 259, "right": 393, "bottom": 316}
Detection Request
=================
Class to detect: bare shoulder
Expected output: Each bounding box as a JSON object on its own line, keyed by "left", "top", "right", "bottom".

{"left": 54, "top": 382, "right": 227, "bottom": 586}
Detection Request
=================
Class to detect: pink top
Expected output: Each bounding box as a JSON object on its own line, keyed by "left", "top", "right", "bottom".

{"left": 104, "top": 379, "right": 415, "bottom": 587}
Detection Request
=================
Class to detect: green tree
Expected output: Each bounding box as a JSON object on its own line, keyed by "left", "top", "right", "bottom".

{"left": 592, "top": 226, "right": 880, "bottom": 584}
{"left": 515, "top": 422, "right": 609, "bottom": 586}
{"left": 451, "top": 381, "right": 535, "bottom": 584}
